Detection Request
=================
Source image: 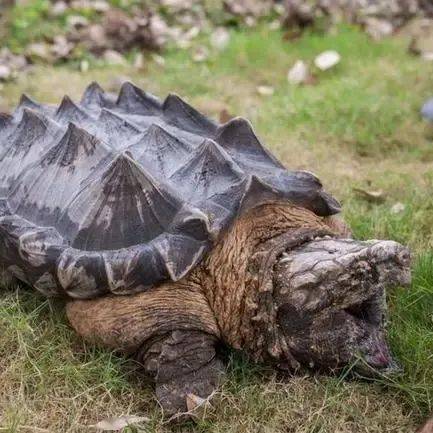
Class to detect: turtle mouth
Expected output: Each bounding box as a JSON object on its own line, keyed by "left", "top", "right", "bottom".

{"left": 274, "top": 236, "right": 411, "bottom": 374}
{"left": 343, "top": 293, "right": 395, "bottom": 372}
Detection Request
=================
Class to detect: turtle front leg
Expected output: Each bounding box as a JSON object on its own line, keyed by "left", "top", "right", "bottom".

{"left": 66, "top": 282, "right": 224, "bottom": 416}
{"left": 138, "top": 330, "right": 225, "bottom": 416}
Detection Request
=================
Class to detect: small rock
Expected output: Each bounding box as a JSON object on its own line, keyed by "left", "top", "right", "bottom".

{"left": 133, "top": 52, "right": 145, "bottom": 69}
{"left": 92, "top": 0, "right": 110, "bottom": 12}
{"left": 406, "top": 19, "right": 433, "bottom": 59}
{"left": 151, "top": 54, "right": 165, "bottom": 67}
{"left": 160, "top": 0, "right": 193, "bottom": 12}
{"left": 51, "top": 35, "right": 74, "bottom": 59}
{"left": 192, "top": 46, "right": 209, "bottom": 62}
{"left": 273, "top": 3, "right": 286, "bottom": 15}
{"left": 67, "top": 15, "right": 89, "bottom": 29}
{"left": 183, "top": 26, "right": 200, "bottom": 41}
{"left": 365, "top": 18, "right": 393, "bottom": 40}
{"left": 256, "top": 85, "right": 274, "bottom": 96}
{"left": 269, "top": 20, "right": 281, "bottom": 30}
{"left": 287, "top": 60, "right": 309, "bottom": 84}
{"left": 80, "top": 59, "right": 89, "bottom": 72}
{"left": 149, "top": 14, "right": 171, "bottom": 47}
{"left": 51, "top": 1, "right": 68, "bottom": 16}
{"left": 103, "top": 49, "right": 127, "bottom": 65}
{"left": 27, "top": 43, "right": 52, "bottom": 61}
{"left": 314, "top": 50, "right": 341, "bottom": 71}
{"left": 224, "top": 0, "right": 273, "bottom": 19}
{"left": 0, "top": 65, "right": 12, "bottom": 81}
{"left": 391, "top": 202, "right": 406, "bottom": 214}
{"left": 245, "top": 16, "right": 257, "bottom": 27}
{"left": 421, "top": 98, "right": 433, "bottom": 121}
{"left": 422, "top": 52, "right": 433, "bottom": 61}
{"left": 210, "top": 27, "right": 230, "bottom": 50}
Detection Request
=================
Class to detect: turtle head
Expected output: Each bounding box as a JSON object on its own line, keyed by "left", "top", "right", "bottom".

{"left": 273, "top": 237, "right": 411, "bottom": 375}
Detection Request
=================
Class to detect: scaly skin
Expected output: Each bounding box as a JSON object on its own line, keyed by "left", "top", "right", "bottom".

{"left": 67, "top": 202, "right": 410, "bottom": 416}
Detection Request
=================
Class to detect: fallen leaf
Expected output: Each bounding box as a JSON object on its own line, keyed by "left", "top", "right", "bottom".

{"left": 256, "top": 85, "right": 274, "bottom": 96}
{"left": 91, "top": 415, "right": 149, "bottom": 431}
{"left": 314, "top": 50, "right": 341, "bottom": 71}
{"left": 186, "top": 393, "right": 207, "bottom": 412}
{"left": 219, "top": 108, "right": 234, "bottom": 123}
{"left": 353, "top": 188, "right": 386, "bottom": 204}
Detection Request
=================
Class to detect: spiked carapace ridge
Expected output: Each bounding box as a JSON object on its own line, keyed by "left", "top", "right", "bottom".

{"left": 0, "top": 82, "right": 340, "bottom": 298}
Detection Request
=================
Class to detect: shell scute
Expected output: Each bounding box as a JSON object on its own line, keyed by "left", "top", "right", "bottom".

{"left": 0, "top": 82, "right": 340, "bottom": 298}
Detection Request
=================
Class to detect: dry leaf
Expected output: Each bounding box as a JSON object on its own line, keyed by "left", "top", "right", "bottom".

{"left": 186, "top": 393, "right": 207, "bottom": 412}
{"left": 353, "top": 188, "right": 386, "bottom": 204}
{"left": 219, "top": 108, "right": 234, "bottom": 123}
{"left": 92, "top": 415, "right": 149, "bottom": 431}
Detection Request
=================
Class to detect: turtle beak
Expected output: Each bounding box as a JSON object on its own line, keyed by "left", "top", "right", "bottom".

{"left": 274, "top": 236, "right": 411, "bottom": 373}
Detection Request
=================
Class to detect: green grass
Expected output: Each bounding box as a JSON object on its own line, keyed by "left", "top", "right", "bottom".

{"left": 1, "top": 24, "right": 433, "bottom": 432}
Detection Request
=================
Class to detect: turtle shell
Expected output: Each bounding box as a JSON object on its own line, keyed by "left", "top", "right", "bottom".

{"left": 0, "top": 82, "right": 340, "bottom": 298}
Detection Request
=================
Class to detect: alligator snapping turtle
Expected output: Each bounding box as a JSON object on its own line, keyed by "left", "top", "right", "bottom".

{"left": 0, "top": 82, "right": 411, "bottom": 415}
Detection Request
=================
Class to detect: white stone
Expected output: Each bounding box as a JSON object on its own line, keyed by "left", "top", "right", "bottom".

{"left": 314, "top": 50, "right": 341, "bottom": 71}
{"left": 103, "top": 50, "right": 127, "bottom": 65}
{"left": 0, "top": 65, "right": 12, "bottom": 81}
{"left": 287, "top": 60, "right": 309, "bottom": 84}
{"left": 210, "top": 27, "right": 230, "bottom": 50}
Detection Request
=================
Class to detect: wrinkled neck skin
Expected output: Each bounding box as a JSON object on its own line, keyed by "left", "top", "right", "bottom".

{"left": 195, "top": 202, "right": 339, "bottom": 363}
